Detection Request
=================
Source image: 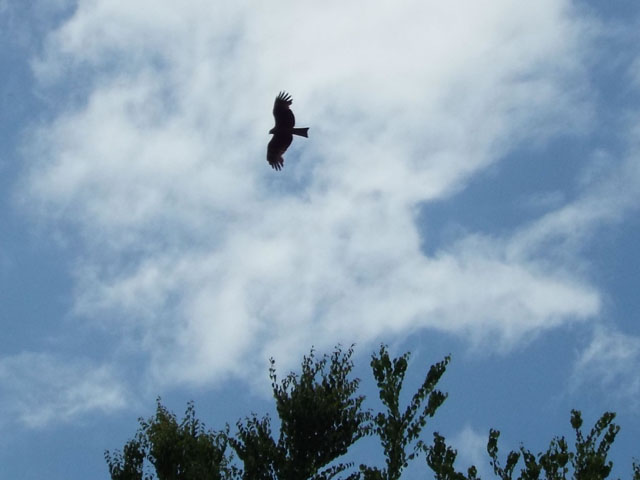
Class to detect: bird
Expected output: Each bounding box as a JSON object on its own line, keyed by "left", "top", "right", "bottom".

{"left": 267, "top": 91, "right": 309, "bottom": 171}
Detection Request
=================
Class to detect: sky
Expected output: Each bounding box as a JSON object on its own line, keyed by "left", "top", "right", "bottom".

{"left": 1, "top": 1, "right": 640, "bottom": 478}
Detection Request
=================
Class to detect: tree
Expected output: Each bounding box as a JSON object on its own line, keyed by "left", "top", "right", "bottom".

{"left": 360, "top": 346, "right": 449, "bottom": 480}
{"left": 105, "top": 400, "right": 236, "bottom": 480}
{"left": 230, "top": 345, "right": 368, "bottom": 480}
{"left": 486, "top": 410, "right": 621, "bottom": 480}
{"left": 425, "top": 432, "right": 479, "bottom": 480}
{"left": 423, "top": 408, "right": 635, "bottom": 480}
{"left": 106, "top": 345, "right": 638, "bottom": 480}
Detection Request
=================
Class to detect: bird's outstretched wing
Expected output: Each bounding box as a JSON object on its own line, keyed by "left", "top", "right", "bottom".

{"left": 267, "top": 133, "right": 293, "bottom": 171}
{"left": 273, "top": 91, "right": 295, "bottom": 129}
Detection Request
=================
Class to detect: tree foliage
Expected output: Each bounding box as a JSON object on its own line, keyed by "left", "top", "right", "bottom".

{"left": 106, "top": 345, "right": 638, "bottom": 480}
{"left": 105, "top": 400, "right": 235, "bottom": 480}
{"left": 230, "top": 345, "right": 367, "bottom": 480}
{"left": 425, "top": 431, "right": 479, "bottom": 480}
{"left": 485, "top": 410, "right": 622, "bottom": 480}
{"left": 422, "top": 409, "right": 631, "bottom": 480}
{"left": 361, "top": 346, "right": 449, "bottom": 480}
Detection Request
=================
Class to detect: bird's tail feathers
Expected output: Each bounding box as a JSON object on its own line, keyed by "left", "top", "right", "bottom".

{"left": 293, "top": 127, "right": 309, "bottom": 138}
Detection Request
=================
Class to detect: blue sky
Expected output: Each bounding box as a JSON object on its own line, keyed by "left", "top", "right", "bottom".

{"left": 1, "top": 1, "right": 640, "bottom": 478}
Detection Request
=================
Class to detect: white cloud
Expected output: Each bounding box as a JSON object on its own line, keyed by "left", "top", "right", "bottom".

{"left": 0, "top": 352, "right": 128, "bottom": 428}
{"left": 571, "top": 328, "right": 640, "bottom": 409}
{"left": 18, "top": 0, "right": 614, "bottom": 395}
{"left": 506, "top": 149, "right": 640, "bottom": 265}
{"left": 449, "top": 425, "right": 492, "bottom": 478}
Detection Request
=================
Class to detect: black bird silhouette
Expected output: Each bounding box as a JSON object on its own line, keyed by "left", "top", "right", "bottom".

{"left": 267, "top": 91, "right": 309, "bottom": 171}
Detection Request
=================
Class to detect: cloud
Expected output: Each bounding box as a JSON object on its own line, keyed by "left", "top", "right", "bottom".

{"left": 0, "top": 352, "right": 128, "bottom": 428}
{"left": 18, "top": 0, "right": 614, "bottom": 396}
{"left": 449, "top": 425, "right": 492, "bottom": 478}
{"left": 571, "top": 328, "right": 640, "bottom": 409}
{"left": 506, "top": 149, "right": 640, "bottom": 265}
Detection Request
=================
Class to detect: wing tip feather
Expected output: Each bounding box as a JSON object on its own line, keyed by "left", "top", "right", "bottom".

{"left": 276, "top": 91, "right": 293, "bottom": 104}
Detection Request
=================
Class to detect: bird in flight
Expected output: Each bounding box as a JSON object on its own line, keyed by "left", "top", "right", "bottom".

{"left": 267, "top": 91, "right": 309, "bottom": 171}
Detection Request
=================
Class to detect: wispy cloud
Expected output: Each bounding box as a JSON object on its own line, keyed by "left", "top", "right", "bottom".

{"left": 0, "top": 352, "right": 128, "bottom": 428}
{"left": 507, "top": 148, "right": 640, "bottom": 265}
{"left": 450, "top": 425, "right": 492, "bottom": 479}
{"left": 16, "top": 0, "right": 625, "bottom": 406}
{"left": 571, "top": 327, "right": 640, "bottom": 410}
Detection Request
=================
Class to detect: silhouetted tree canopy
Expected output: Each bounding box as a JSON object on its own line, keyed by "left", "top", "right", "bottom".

{"left": 106, "top": 345, "right": 640, "bottom": 480}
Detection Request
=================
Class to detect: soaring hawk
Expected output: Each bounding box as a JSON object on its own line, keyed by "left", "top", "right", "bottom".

{"left": 267, "top": 91, "right": 309, "bottom": 171}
